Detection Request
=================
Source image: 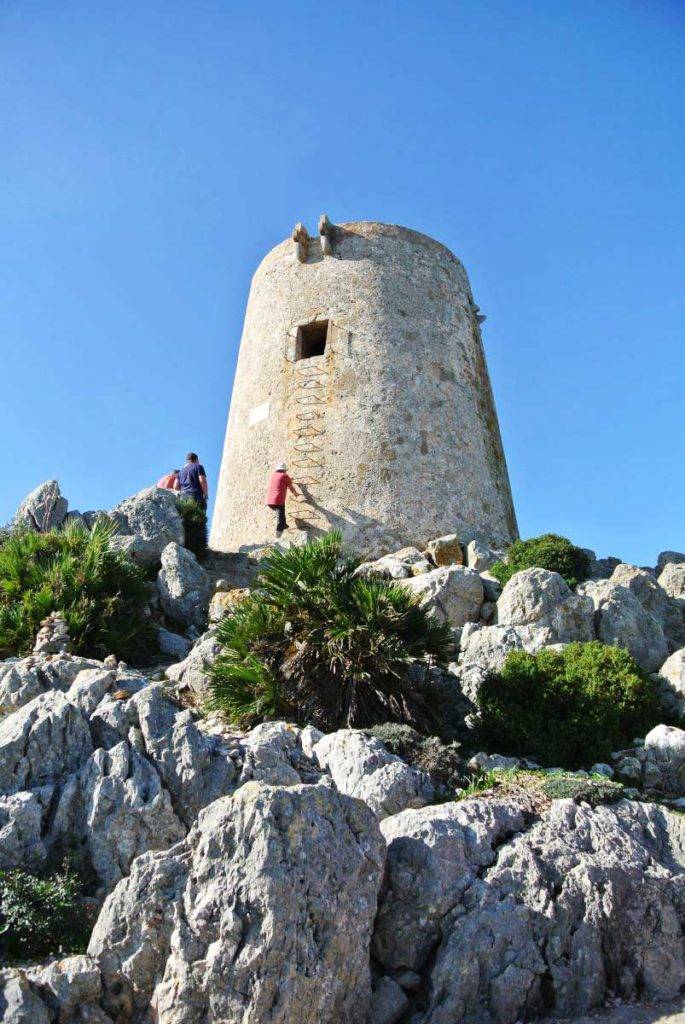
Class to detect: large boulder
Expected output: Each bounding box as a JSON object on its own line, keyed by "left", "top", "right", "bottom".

{"left": 659, "top": 561, "right": 685, "bottom": 602}
{"left": 89, "top": 684, "right": 237, "bottom": 826}
{"left": 0, "top": 791, "right": 48, "bottom": 871}
{"left": 644, "top": 724, "right": 685, "bottom": 793}
{"left": 14, "top": 479, "right": 68, "bottom": 532}
{"left": 377, "top": 798, "right": 685, "bottom": 1022}
{"left": 26, "top": 955, "right": 103, "bottom": 1021}
{"left": 109, "top": 486, "right": 184, "bottom": 568}
{"left": 165, "top": 629, "right": 221, "bottom": 702}
{"left": 0, "top": 690, "right": 92, "bottom": 795}
{"left": 56, "top": 741, "right": 185, "bottom": 893}
{"left": 400, "top": 565, "right": 483, "bottom": 627}
{"left": 424, "top": 534, "right": 464, "bottom": 567}
{"left": 373, "top": 799, "right": 528, "bottom": 973}
{"left": 581, "top": 580, "right": 669, "bottom": 672}
{"left": 457, "top": 624, "right": 527, "bottom": 701}
{"left": 496, "top": 568, "right": 595, "bottom": 644}
{"left": 657, "top": 551, "right": 685, "bottom": 575}
{"left": 0, "top": 970, "right": 51, "bottom": 1024}
{"left": 611, "top": 563, "right": 684, "bottom": 650}
{"left": 157, "top": 542, "right": 212, "bottom": 629}
{"left": 0, "top": 652, "right": 102, "bottom": 717}
{"left": 89, "top": 783, "right": 385, "bottom": 1024}
{"left": 312, "top": 729, "right": 433, "bottom": 819}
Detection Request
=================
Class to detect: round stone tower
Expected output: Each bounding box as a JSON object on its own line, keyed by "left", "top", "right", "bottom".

{"left": 210, "top": 218, "right": 517, "bottom": 557}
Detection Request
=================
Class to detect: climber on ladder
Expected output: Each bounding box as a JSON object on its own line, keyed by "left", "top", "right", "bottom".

{"left": 266, "top": 462, "right": 299, "bottom": 539}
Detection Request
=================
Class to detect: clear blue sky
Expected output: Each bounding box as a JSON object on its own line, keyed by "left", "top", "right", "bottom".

{"left": 2, "top": 1, "right": 683, "bottom": 566}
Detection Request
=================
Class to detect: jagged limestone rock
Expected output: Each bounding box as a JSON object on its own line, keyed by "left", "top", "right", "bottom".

{"left": 165, "top": 629, "right": 221, "bottom": 702}
{"left": 0, "top": 690, "right": 92, "bottom": 795}
{"left": 379, "top": 798, "right": 685, "bottom": 1023}
{"left": 109, "top": 486, "right": 184, "bottom": 568}
{"left": 157, "top": 542, "right": 212, "bottom": 629}
{"left": 14, "top": 479, "right": 68, "bottom": 533}
{"left": 401, "top": 565, "right": 484, "bottom": 628}
{"left": 90, "top": 782, "right": 385, "bottom": 1024}
{"left": 496, "top": 567, "right": 595, "bottom": 643}
{"left": 581, "top": 579, "right": 669, "bottom": 672}
{"left": 657, "top": 649, "right": 685, "bottom": 720}
{"left": 313, "top": 729, "right": 433, "bottom": 819}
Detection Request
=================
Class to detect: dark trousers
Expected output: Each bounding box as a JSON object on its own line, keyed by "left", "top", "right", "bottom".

{"left": 268, "top": 504, "right": 287, "bottom": 533}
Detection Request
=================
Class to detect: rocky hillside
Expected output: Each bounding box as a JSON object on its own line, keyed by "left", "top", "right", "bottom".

{"left": 1, "top": 480, "right": 685, "bottom": 1023}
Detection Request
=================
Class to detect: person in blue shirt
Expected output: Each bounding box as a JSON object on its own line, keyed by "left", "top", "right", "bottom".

{"left": 178, "top": 453, "right": 208, "bottom": 507}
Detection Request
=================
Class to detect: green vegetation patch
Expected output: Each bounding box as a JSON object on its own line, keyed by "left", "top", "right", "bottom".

{"left": 0, "top": 863, "right": 91, "bottom": 963}
{"left": 456, "top": 768, "right": 624, "bottom": 808}
{"left": 209, "top": 531, "right": 456, "bottom": 732}
{"left": 0, "top": 520, "right": 156, "bottom": 662}
{"left": 368, "top": 723, "right": 464, "bottom": 791}
{"left": 490, "top": 533, "right": 592, "bottom": 589}
{"left": 476, "top": 642, "right": 661, "bottom": 769}
{"left": 177, "top": 497, "right": 208, "bottom": 561}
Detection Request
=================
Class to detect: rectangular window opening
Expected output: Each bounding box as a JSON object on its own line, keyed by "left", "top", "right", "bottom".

{"left": 296, "top": 320, "right": 329, "bottom": 360}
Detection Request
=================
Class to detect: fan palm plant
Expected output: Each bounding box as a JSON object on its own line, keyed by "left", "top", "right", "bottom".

{"left": 0, "top": 519, "right": 155, "bottom": 662}
{"left": 209, "top": 531, "right": 456, "bottom": 731}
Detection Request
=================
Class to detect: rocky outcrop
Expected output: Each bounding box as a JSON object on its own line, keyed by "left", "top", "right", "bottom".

{"left": 90, "top": 783, "right": 385, "bottom": 1024}
{"left": 611, "top": 563, "right": 684, "bottom": 650}
{"left": 157, "top": 541, "right": 212, "bottom": 628}
{"left": 401, "top": 565, "right": 484, "bottom": 627}
{"left": 165, "top": 628, "right": 221, "bottom": 702}
{"left": 109, "top": 486, "right": 184, "bottom": 567}
{"left": 496, "top": 567, "right": 594, "bottom": 644}
{"left": 14, "top": 480, "right": 68, "bottom": 532}
{"left": 658, "top": 648, "right": 685, "bottom": 720}
{"left": 581, "top": 579, "right": 669, "bottom": 672}
{"left": 376, "top": 798, "right": 685, "bottom": 1023}
{"left": 313, "top": 729, "right": 433, "bottom": 819}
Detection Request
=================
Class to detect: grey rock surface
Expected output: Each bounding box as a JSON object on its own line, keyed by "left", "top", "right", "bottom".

{"left": 611, "top": 563, "right": 684, "bottom": 650}
{"left": 0, "top": 652, "right": 101, "bottom": 717}
{"left": 0, "top": 690, "right": 92, "bottom": 794}
{"left": 165, "top": 629, "right": 221, "bottom": 701}
{"left": 157, "top": 541, "right": 212, "bottom": 628}
{"left": 581, "top": 580, "right": 669, "bottom": 671}
{"left": 401, "top": 565, "right": 484, "bottom": 627}
{"left": 657, "top": 551, "right": 685, "bottom": 575}
{"left": 659, "top": 562, "right": 685, "bottom": 602}
{"left": 0, "top": 970, "right": 51, "bottom": 1024}
{"left": 374, "top": 798, "right": 528, "bottom": 973}
{"left": 90, "top": 782, "right": 385, "bottom": 1024}
{"left": 385, "top": 798, "right": 685, "bottom": 1023}
{"left": 423, "top": 534, "right": 464, "bottom": 567}
{"left": 157, "top": 627, "right": 192, "bottom": 660}
{"left": 27, "top": 954, "right": 102, "bottom": 1022}
{"left": 496, "top": 568, "right": 595, "bottom": 643}
{"left": 109, "top": 486, "right": 184, "bottom": 567}
{"left": 313, "top": 729, "right": 433, "bottom": 819}
{"left": 14, "top": 479, "right": 68, "bottom": 532}
{"left": 0, "top": 790, "right": 48, "bottom": 871}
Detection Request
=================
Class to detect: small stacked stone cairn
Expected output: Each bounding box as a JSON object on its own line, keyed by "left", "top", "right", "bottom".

{"left": 33, "top": 612, "right": 72, "bottom": 655}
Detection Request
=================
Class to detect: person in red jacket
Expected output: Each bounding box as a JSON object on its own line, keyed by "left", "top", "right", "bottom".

{"left": 266, "top": 462, "right": 298, "bottom": 538}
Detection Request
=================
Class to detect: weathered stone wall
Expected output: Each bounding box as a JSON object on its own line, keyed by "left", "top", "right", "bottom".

{"left": 210, "top": 220, "right": 518, "bottom": 556}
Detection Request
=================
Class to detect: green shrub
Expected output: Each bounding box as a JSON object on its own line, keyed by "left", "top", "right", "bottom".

{"left": 539, "top": 772, "right": 624, "bottom": 805}
{"left": 476, "top": 642, "right": 661, "bottom": 768}
{"left": 490, "top": 533, "right": 592, "bottom": 589}
{"left": 0, "top": 520, "right": 156, "bottom": 662}
{"left": 0, "top": 863, "right": 89, "bottom": 962}
{"left": 209, "top": 531, "right": 456, "bottom": 731}
{"left": 368, "top": 723, "right": 464, "bottom": 790}
{"left": 177, "top": 498, "right": 208, "bottom": 560}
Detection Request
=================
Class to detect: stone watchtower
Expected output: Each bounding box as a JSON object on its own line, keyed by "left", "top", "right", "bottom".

{"left": 210, "top": 218, "right": 518, "bottom": 557}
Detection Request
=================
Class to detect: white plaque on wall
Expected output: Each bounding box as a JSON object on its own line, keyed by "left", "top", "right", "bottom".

{"left": 248, "top": 400, "right": 270, "bottom": 426}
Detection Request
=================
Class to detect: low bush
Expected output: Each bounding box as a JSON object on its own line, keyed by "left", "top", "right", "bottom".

{"left": 209, "top": 531, "right": 457, "bottom": 731}
{"left": 490, "top": 533, "right": 592, "bottom": 589}
{"left": 177, "top": 497, "right": 208, "bottom": 560}
{"left": 0, "top": 520, "right": 156, "bottom": 662}
{"left": 368, "top": 723, "right": 464, "bottom": 790}
{"left": 455, "top": 768, "right": 624, "bottom": 807}
{"left": 0, "top": 863, "right": 89, "bottom": 962}
{"left": 476, "top": 642, "right": 661, "bottom": 768}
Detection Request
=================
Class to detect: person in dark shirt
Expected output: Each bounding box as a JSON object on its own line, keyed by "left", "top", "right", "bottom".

{"left": 178, "top": 453, "right": 208, "bottom": 507}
